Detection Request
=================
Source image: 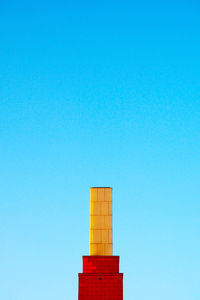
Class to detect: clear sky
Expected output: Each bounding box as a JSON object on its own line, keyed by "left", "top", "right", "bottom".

{"left": 0, "top": 1, "right": 200, "bottom": 299}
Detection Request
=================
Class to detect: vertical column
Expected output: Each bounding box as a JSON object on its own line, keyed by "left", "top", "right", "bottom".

{"left": 90, "top": 187, "right": 112, "bottom": 256}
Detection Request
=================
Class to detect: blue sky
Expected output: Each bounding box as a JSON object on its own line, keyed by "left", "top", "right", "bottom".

{"left": 0, "top": 1, "right": 200, "bottom": 299}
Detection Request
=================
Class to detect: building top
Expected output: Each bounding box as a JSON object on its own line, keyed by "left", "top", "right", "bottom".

{"left": 90, "top": 187, "right": 113, "bottom": 256}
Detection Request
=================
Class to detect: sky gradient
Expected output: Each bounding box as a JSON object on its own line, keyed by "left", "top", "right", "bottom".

{"left": 0, "top": 1, "right": 200, "bottom": 299}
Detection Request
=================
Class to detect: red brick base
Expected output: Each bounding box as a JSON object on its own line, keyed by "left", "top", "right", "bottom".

{"left": 78, "top": 256, "right": 123, "bottom": 300}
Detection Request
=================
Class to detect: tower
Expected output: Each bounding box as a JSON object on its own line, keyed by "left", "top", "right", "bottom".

{"left": 78, "top": 187, "right": 123, "bottom": 300}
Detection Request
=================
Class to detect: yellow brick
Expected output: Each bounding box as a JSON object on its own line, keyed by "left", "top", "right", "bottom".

{"left": 90, "top": 244, "right": 98, "bottom": 255}
{"left": 91, "top": 202, "right": 109, "bottom": 215}
{"left": 90, "top": 229, "right": 101, "bottom": 243}
{"left": 90, "top": 201, "right": 94, "bottom": 215}
{"left": 90, "top": 187, "right": 113, "bottom": 256}
{"left": 105, "top": 188, "right": 112, "bottom": 202}
{"left": 108, "top": 202, "right": 112, "bottom": 215}
{"left": 90, "top": 243, "right": 104, "bottom": 255}
{"left": 90, "top": 229, "right": 93, "bottom": 243}
{"left": 101, "top": 230, "right": 109, "bottom": 243}
{"left": 104, "top": 244, "right": 113, "bottom": 255}
{"left": 90, "top": 202, "right": 101, "bottom": 216}
{"left": 97, "top": 243, "right": 105, "bottom": 255}
{"left": 104, "top": 216, "right": 112, "bottom": 229}
{"left": 108, "top": 229, "right": 112, "bottom": 243}
{"left": 101, "top": 202, "right": 109, "bottom": 215}
{"left": 97, "top": 188, "right": 105, "bottom": 202}
{"left": 90, "top": 216, "right": 104, "bottom": 229}
{"left": 90, "top": 188, "right": 98, "bottom": 202}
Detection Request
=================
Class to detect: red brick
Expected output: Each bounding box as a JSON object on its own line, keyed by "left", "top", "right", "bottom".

{"left": 82, "top": 256, "right": 119, "bottom": 273}
{"left": 78, "top": 256, "right": 123, "bottom": 300}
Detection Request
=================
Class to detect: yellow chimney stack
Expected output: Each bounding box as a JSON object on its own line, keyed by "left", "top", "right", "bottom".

{"left": 90, "top": 187, "right": 113, "bottom": 256}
